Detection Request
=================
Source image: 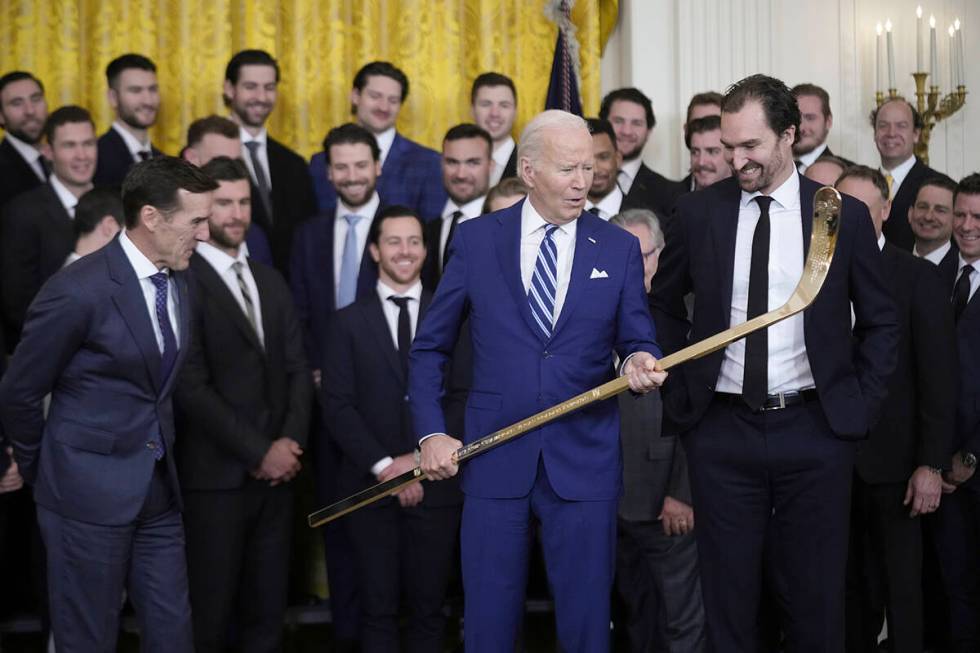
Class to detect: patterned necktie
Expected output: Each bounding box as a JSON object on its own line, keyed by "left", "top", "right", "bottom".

{"left": 443, "top": 210, "right": 464, "bottom": 270}
{"left": 388, "top": 296, "right": 412, "bottom": 375}
{"left": 528, "top": 224, "right": 559, "bottom": 338}
{"left": 232, "top": 261, "right": 260, "bottom": 337}
{"left": 245, "top": 141, "right": 273, "bottom": 223}
{"left": 148, "top": 272, "right": 176, "bottom": 459}
{"left": 953, "top": 264, "right": 974, "bottom": 322}
{"left": 337, "top": 214, "right": 364, "bottom": 309}
{"left": 743, "top": 196, "right": 773, "bottom": 410}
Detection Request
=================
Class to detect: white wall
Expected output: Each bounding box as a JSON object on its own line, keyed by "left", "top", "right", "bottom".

{"left": 601, "top": 0, "right": 979, "bottom": 180}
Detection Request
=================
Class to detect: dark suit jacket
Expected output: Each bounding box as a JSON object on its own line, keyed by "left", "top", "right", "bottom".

{"left": 0, "top": 137, "right": 44, "bottom": 210}
{"left": 0, "top": 237, "right": 191, "bottom": 525}
{"left": 500, "top": 146, "right": 518, "bottom": 181}
{"left": 855, "top": 243, "right": 955, "bottom": 484}
{"left": 621, "top": 162, "right": 686, "bottom": 218}
{"left": 248, "top": 136, "right": 317, "bottom": 275}
{"left": 884, "top": 158, "right": 940, "bottom": 252}
{"left": 650, "top": 174, "right": 899, "bottom": 439}
{"left": 92, "top": 128, "right": 163, "bottom": 188}
{"left": 289, "top": 205, "right": 382, "bottom": 366}
{"left": 939, "top": 254, "right": 980, "bottom": 458}
{"left": 174, "top": 253, "right": 312, "bottom": 491}
{"left": 322, "top": 290, "right": 461, "bottom": 506}
{"left": 0, "top": 181, "right": 75, "bottom": 348}
{"left": 421, "top": 217, "right": 445, "bottom": 291}
{"left": 309, "top": 132, "right": 446, "bottom": 219}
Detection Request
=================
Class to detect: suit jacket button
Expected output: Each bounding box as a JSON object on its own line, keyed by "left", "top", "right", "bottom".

{"left": 543, "top": 351, "right": 551, "bottom": 359}
{"left": 403, "top": 395, "right": 410, "bottom": 402}
{"left": 146, "top": 441, "right": 157, "bottom": 450}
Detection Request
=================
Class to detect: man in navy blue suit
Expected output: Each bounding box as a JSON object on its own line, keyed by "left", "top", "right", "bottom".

{"left": 411, "top": 110, "right": 667, "bottom": 652}
{"left": 309, "top": 61, "right": 444, "bottom": 218}
{"left": 650, "top": 75, "right": 898, "bottom": 652}
{"left": 0, "top": 156, "right": 216, "bottom": 652}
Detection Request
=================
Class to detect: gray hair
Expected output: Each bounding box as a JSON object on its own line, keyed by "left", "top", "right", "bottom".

{"left": 517, "top": 110, "right": 588, "bottom": 169}
{"left": 610, "top": 208, "right": 665, "bottom": 249}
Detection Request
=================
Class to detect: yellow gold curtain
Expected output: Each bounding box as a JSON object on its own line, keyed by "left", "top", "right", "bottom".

{"left": 1, "top": 0, "right": 617, "bottom": 159}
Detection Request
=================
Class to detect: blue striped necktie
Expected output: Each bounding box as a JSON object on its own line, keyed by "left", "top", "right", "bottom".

{"left": 528, "top": 224, "right": 559, "bottom": 338}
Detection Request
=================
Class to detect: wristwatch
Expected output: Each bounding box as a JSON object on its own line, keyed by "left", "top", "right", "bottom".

{"left": 962, "top": 451, "right": 977, "bottom": 469}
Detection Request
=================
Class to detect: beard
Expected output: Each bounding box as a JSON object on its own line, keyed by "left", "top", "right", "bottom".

{"left": 210, "top": 221, "right": 248, "bottom": 250}
{"left": 734, "top": 147, "right": 787, "bottom": 193}
{"left": 118, "top": 104, "right": 157, "bottom": 130}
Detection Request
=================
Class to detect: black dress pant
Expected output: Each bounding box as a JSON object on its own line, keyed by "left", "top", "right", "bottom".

{"left": 183, "top": 480, "right": 293, "bottom": 653}
{"left": 931, "top": 480, "right": 980, "bottom": 653}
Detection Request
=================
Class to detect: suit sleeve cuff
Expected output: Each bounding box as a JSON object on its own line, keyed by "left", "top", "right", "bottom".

{"left": 370, "top": 456, "right": 394, "bottom": 477}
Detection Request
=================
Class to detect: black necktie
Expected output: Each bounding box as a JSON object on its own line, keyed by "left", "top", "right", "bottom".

{"left": 388, "top": 296, "right": 412, "bottom": 375}
{"left": 953, "top": 264, "right": 974, "bottom": 322}
{"left": 38, "top": 156, "right": 51, "bottom": 180}
{"left": 137, "top": 150, "right": 151, "bottom": 161}
{"left": 442, "top": 210, "right": 464, "bottom": 269}
{"left": 743, "top": 196, "right": 773, "bottom": 410}
{"left": 587, "top": 206, "right": 601, "bottom": 216}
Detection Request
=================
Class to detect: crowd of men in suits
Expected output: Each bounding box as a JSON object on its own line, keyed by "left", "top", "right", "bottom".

{"left": 0, "top": 46, "right": 977, "bottom": 653}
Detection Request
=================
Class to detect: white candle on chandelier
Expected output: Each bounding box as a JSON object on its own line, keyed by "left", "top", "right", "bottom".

{"left": 886, "top": 19, "right": 896, "bottom": 89}
{"left": 876, "top": 22, "right": 884, "bottom": 93}
{"left": 949, "top": 25, "right": 958, "bottom": 88}
{"left": 916, "top": 6, "right": 924, "bottom": 72}
{"left": 930, "top": 15, "right": 939, "bottom": 87}
{"left": 955, "top": 18, "right": 964, "bottom": 89}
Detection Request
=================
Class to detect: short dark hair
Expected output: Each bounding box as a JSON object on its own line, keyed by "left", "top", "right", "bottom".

{"left": 585, "top": 117, "right": 617, "bottom": 149}
{"left": 837, "top": 164, "right": 889, "bottom": 203}
{"left": 225, "top": 49, "right": 280, "bottom": 85}
{"left": 200, "top": 156, "right": 250, "bottom": 184}
{"left": 722, "top": 74, "right": 801, "bottom": 145}
{"left": 599, "top": 87, "right": 655, "bottom": 129}
{"left": 954, "top": 173, "right": 980, "bottom": 206}
{"left": 684, "top": 114, "right": 721, "bottom": 149}
{"left": 869, "top": 98, "right": 924, "bottom": 130}
{"left": 791, "top": 83, "right": 832, "bottom": 118}
{"left": 352, "top": 61, "right": 409, "bottom": 102}
{"left": 43, "top": 105, "right": 94, "bottom": 143}
{"left": 483, "top": 177, "right": 527, "bottom": 213}
{"left": 74, "top": 188, "right": 123, "bottom": 240}
{"left": 443, "top": 123, "right": 493, "bottom": 155}
{"left": 470, "top": 72, "right": 517, "bottom": 105}
{"left": 686, "top": 91, "right": 723, "bottom": 123}
{"left": 105, "top": 54, "right": 156, "bottom": 88}
{"left": 121, "top": 156, "right": 219, "bottom": 229}
{"left": 918, "top": 174, "right": 958, "bottom": 197}
{"left": 323, "top": 123, "right": 380, "bottom": 164}
{"left": 810, "top": 154, "right": 849, "bottom": 173}
{"left": 186, "top": 115, "right": 239, "bottom": 148}
{"left": 0, "top": 71, "right": 44, "bottom": 97}
{"left": 368, "top": 204, "right": 426, "bottom": 247}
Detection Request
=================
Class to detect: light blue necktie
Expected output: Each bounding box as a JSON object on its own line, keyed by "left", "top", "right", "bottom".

{"left": 528, "top": 224, "right": 559, "bottom": 338}
{"left": 337, "top": 214, "right": 363, "bottom": 309}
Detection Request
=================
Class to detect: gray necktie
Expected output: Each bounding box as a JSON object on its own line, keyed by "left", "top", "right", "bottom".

{"left": 337, "top": 214, "right": 364, "bottom": 309}
{"left": 232, "top": 261, "right": 260, "bottom": 337}
{"left": 245, "top": 141, "right": 273, "bottom": 223}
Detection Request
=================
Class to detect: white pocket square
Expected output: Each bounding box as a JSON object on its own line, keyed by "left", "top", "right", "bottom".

{"left": 590, "top": 268, "right": 609, "bottom": 279}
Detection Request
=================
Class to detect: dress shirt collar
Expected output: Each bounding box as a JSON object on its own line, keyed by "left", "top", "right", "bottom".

{"left": 120, "top": 229, "right": 168, "bottom": 277}
{"left": 492, "top": 136, "right": 516, "bottom": 169}
{"left": 522, "top": 196, "right": 577, "bottom": 241}
{"left": 739, "top": 169, "right": 800, "bottom": 211}
{"left": 619, "top": 157, "right": 643, "bottom": 184}
{"left": 914, "top": 240, "right": 951, "bottom": 265}
{"left": 239, "top": 125, "right": 267, "bottom": 146}
{"left": 374, "top": 127, "right": 397, "bottom": 165}
{"left": 796, "top": 142, "right": 828, "bottom": 169}
{"left": 442, "top": 195, "right": 486, "bottom": 221}
{"left": 585, "top": 185, "right": 624, "bottom": 220}
{"left": 49, "top": 174, "right": 83, "bottom": 216}
{"left": 196, "top": 240, "right": 247, "bottom": 272}
{"left": 5, "top": 133, "right": 43, "bottom": 167}
{"left": 376, "top": 278, "right": 423, "bottom": 304}
{"left": 336, "top": 191, "right": 380, "bottom": 221}
{"left": 111, "top": 121, "right": 151, "bottom": 159}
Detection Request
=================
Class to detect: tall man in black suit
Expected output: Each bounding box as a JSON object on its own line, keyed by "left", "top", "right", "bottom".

{"left": 175, "top": 157, "right": 312, "bottom": 653}
{"left": 2, "top": 105, "right": 96, "bottom": 350}
{"left": 323, "top": 205, "right": 462, "bottom": 651}
{"left": 92, "top": 54, "right": 163, "bottom": 188}
{"left": 224, "top": 49, "right": 316, "bottom": 274}
{"left": 873, "top": 98, "right": 940, "bottom": 251}
{"left": 650, "top": 74, "right": 898, "bottom": 652}
{"left": 0, "top": 156, "right": 216, "bottom": 652}
{"left": 611, "top": 208, "right": 705, "bottom": 653}
{"left": 908, "top": 174, "right": 958, "bottom": 266}
{"left": 599, "top": 87, "right": 684, "bottom": 217}
{"left": 791, "top": 83, "right": 836, "bottom": 174}
{"left": 421, "top": 123, "right": 492, "bottom": 290}
{"left": 0, "top": 71, "right": 48, "bottom": 208}
{"left": 471, "top": 72, "right": 518, "bottom": 186}
{"left": 835, "top": 166, "right": 955, "bottom": 653}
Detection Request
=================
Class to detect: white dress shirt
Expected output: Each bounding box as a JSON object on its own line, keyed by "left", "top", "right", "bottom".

{"left": 119, "top": 230, "right": 180, "bottom": 350}
{"left": 617, "top": 157, "right": 643, "bottom": 196}
{"left": 5, "top": 133, "right": 46, "bottom": 181}
{"left": 111, "top": 121, "right": 152, "bottom": 162}
{"left": 796, "top": 142, "right": 828, "bottom": 173}
{"left": 716, "top": 172, "right": 816, "bottom": 394}
{"left": 520, "top": 198, "right": 577, "bottom": 321}
{"left": 956, "top": 254, "right": 980, "bottom": 303}
{"left": 585, "top": 185, "right": 624, "bottom": 221}
{"left": 333, "top": 192, "right": 380, "bottom": 300}
{"left": 196, "top": 241, "right": 265, "bottom": 347}
{"left": 490, "top": 136, "right": 516, "bottom": 186}
{"left": 371, "top": 279, "right": 423, "bottom": 476}
{"left": 374, "top": 127, "right": 396, "bottom": 167}
{"left": 240, "top": 126, "right": 271, "bottom": 189}
{"left": 49, "top": 175, "right": 83, "bottom": 218}
{"left": 438, "top": 195, "right": 486, "bottom": 269}
{"left": 880, "top": 154, "right": 916, "bottom": 200}
{"left": 913, "top": 240, "right": 951, "bottom": 266}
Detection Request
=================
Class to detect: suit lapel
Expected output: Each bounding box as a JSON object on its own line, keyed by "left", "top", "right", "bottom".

{"left": 713, "top": 179, "right": 742, "bottom": 320}
{"left": 551, "top": 214, "right": 601, "bottom": 339}
{"left": 192, "top": 254, "right": 264, "bottom": 354}
{"left": 494, "top": 201, "right": 543, "bottom": 341}
{"left": 363, "top": 296, "right": 404, "bottom": 382}
{"left": 106, "top": 239, "right": 163, "bottom": 389}
{"left": 159, "top": 270, "right": 192, "bottom": 395}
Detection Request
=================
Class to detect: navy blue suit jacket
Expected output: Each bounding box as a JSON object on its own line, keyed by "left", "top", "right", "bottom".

{"left": 289, "top": 206, "right": 380, "bottom": 365}
{"left": 0, "top": 237, "right": 190, "bottom": 525}
{"left": 92, "top": 128, "right": 163, "bottom": 188}
{"left": 309, "top": 132, "right": 445, "bottom": 219}
{"left": 409, "top": 201, "right": 661, "bottom": 501}
{"left": 650, "top": 175, "right": 899, "bottom": 439}
{"left": 939, "top": 254, "right": 980, "bottom": 457}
